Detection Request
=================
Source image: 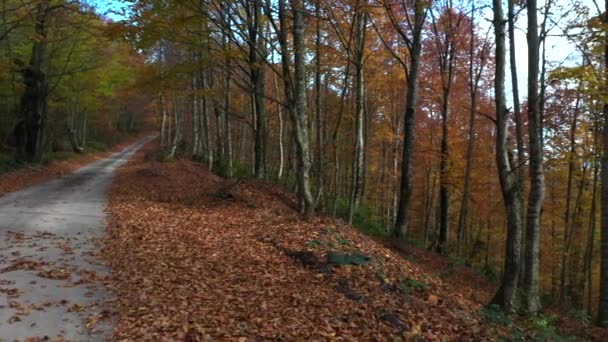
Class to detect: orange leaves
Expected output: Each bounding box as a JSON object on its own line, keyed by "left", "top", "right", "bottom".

{"left": 102, "top": 144, "right": 501, "bottom": 340}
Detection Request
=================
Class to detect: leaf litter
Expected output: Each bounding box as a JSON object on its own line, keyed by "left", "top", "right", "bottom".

{"left": 103, "top": 144, "right": 504, "bottom": 341}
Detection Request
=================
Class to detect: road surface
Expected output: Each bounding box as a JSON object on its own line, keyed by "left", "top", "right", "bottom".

{"left": 0, "top": 137, "right": 152, "bottom": 341}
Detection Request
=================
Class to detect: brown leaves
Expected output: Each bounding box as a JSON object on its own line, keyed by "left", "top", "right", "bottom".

{"left": 37, "top": 268, "right": 71, "bottom": 280}
{"left": 102, "top": 145, "right": 500, "bottom": 340}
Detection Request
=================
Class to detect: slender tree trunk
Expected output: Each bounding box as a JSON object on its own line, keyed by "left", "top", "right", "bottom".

{"left": 458, "top": 2, "right": 486, "bottom": 255}
{"left": 314, "top": 0, "right": 325, "bottom": 208}
{"left": 522, "top": 0, "right": 544, "bottom": 314}
{"left": 585, "top": 116, "right": 600, "bottom": 314}
{"left": 598, "top": 0, "right": 608, "bottom": 326}
{"left": 275, "top": 73, "right": 285, "bottom": 179}
{"left": 490, "top": 0, "right": 524, "bottom": 312}
{"left": 221, "top": 2, "right": 233, "bottom": 176}
{"left": 278, "top": 0, "right": 314, "bottom": 215}
{"left": 349, "top": 5, "right": 367, "bottom": 224}
{"left": 249, "top": 0, "right": 266, "bottom": 179}
{"left": 394, "top": 0, "right": 426, "bottom": 239}
{"left": 560, "top": 91, "right": 581, "bottom": 301}
{"left": 433, "top": 4, "right": 458, "bottom": 254}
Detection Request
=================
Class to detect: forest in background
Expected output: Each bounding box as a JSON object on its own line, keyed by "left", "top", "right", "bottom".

{"left": 124, "top": 0, "right": 608, "bottom": 326}
{"left": 0, "top": 0, "right": 152, "bottom": 169}
{"left": 3, "top": 0, "right": 608, "bottom": 332}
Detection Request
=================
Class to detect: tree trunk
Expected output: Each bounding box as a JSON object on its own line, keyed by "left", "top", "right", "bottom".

{"left": 560, "top": 90, "right": 581, "bottom": 301}
{"left": 278, "top": 0, "right": 314, "bottom": 216}
{"left": 598, "top": 0, "right": 608, "bottom": 326}
{"left": 249, "top": 0, "right": 266, "bottom": 179}
{"left": 490, "top": 0, "right": 524, "bottom": 312}
{"left": 458, "top": 2, "right": 486, "bottom": 255}
{"left": 522, "top": 0, "right": 544, "bottom": 314}
{"left": 314, "top": 0, "right": 325, "bottom": 208}
{"left": 393, "top": 0, "right": 426, "bottom": 239}
{"left": 15, "top": 0, "right": 50, "bottom": 163}
{"left": 349, "top": 5, "right": 367, "bottom": 224}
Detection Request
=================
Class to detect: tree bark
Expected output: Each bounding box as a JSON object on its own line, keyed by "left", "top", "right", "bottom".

{"left": 598, "top": 0, "right": 608, "bottom": 326}
{"left": 349, "top": 3, "right": 367, "bottom": 224}
{"left": 490, "top": 0, "right": 524, "bottom": 312}
{"left": 15, "top": 0, "right": 50, "bottom": 163}
{"left": 522, "top": 0, "right": 544, "bottom": 314}
{"left": 393, "top": 0, "right": 426, "bottom": 239}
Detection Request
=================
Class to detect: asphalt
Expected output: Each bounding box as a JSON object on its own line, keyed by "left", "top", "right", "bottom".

{"left": 0, "top": 137, "right": 152, "bottom": 341}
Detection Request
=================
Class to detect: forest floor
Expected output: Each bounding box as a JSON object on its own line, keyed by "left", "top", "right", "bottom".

{"left": 102, "top": 142, "right": 607, "bottom": 341}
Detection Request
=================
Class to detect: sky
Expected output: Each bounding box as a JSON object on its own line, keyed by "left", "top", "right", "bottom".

{"left": 87, "top": 0, "right": 602, "bottom": 102}
{"left": 87, "top": 0, "right": 130, "bottom": 21}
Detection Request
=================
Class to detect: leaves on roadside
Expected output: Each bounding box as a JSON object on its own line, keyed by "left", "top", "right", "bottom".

{"left": 102, "top": 145, "right": 499, "bottom": 340}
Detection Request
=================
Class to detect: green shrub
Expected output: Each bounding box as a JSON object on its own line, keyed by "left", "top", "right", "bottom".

{"left": 481, "top": 304, "right": 512, "bottom": 325}
{"left": 211, "top": 158, "right": 252, "bottom": 178}
{"left": 568, "top": 309, "right": 592, "bottom": 328}
{"left": 326, "top": 251, "right": 371, "bottom": 266}
{"left": 399, "top": 277, "right": 429, "bottom": 296}
{"left": 526, "top": 314, "right": 576, "bottom": 342}
{"left": 482, "top": 264, "right": 498, "bottom": 283}
{"left": 328, "top": 196, "right": 388, "bottom": 238}
{"left": 85, "top": 139, "right": 108, "bottom": 152}
{"left": 0, "top": 152, "right": 18, "bottom": 173}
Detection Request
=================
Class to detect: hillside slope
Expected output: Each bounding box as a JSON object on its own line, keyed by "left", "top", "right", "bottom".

{"left": 103, "top": 144, "right": 509, "bottom": 341}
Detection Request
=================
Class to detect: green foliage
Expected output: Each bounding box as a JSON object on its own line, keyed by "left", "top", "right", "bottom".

{"left": 568, "top": 309, "right": 592, "bottom": 328}
{"left": 336, "top": 234, "right": 353, "bottom": 246}
{"left": 449, "top": 256, "right": 466, "bottom": 268}
{"left": 481, "top": 304, "right": 512, "bottom": 325}
{"left": 306, "top": 239, "right": 326, "bottom": 248}
{"left": 85, "top": 139, "right": 109, "bottom": 152}
{"left": 398, "top": 277, "right": 429, "bottom": 296}
{"left": 0, "top": 152, "right": 19, "bottom": 173}
{"left": 526, "top": 314, "right": 576, "bottom": 342}
{"left": 407, "top": 237, "right": 426, "bottom": 249}
{"left": 496, "top": 313, "right": 578, "bottom": 342}
{"left": 326, "top": 251, "right": 370, "bottom": 266}
{"left": 211, "top": 158, "right": 252, "bottom": 179}
{"left": 329, "top": 197, "right": 389, "bottom": 238}
{"left": 482, "top": 264, "right": 498, "bottom": 283}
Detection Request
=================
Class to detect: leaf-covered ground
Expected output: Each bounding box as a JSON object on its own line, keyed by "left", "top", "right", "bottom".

{"left": 103, "top": 144, "right": 507, "bottom": 341}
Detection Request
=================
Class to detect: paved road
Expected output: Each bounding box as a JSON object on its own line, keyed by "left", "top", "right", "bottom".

{"left": 0, "top": 138, "right": 152, "bottom": 341}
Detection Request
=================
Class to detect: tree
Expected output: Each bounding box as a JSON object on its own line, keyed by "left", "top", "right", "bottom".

{"left": 490, "top": 0, "right": 524, "bottom": 312}
{"left": 522, "top": 0, "right": 544, "bottom": 314}
{"left": 599, "top": 0, "right": 608, "bottom": 326}
{"left": 381, "top": 0, "right": 428, "bottom": 239}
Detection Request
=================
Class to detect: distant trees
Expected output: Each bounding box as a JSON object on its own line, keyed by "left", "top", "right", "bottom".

{"left": 0, "top": 0, "right": 150, "bottom": 163}
{"left": 123, "top": 0, "right": 608, "bottom": 325}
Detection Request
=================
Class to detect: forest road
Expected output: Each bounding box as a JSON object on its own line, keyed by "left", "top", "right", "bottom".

{"left": 0, "top": 137, "right": 153, "bottom": 341}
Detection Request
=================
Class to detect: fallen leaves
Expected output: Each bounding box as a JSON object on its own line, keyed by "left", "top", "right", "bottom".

{"left": 37, "top": 268, "right": 71, "bottom": 280}
{"left": 102, "top": 145, "right": 501, "bottom": 340}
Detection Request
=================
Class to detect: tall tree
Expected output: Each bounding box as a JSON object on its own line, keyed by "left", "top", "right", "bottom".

{"left": 490, "top": 0, "right": 524, "bottom": 312}
{"left": 382, "top": 0, "right": 428, "bottom": 239}
{"left": 523, "top": 0, "right": 544, "bottom": 314}
{"left": 598, "top": 0, "right": 608, "bottom": 326}
{"left": 349, "top": 0, "right": 368, "bottom": 224}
